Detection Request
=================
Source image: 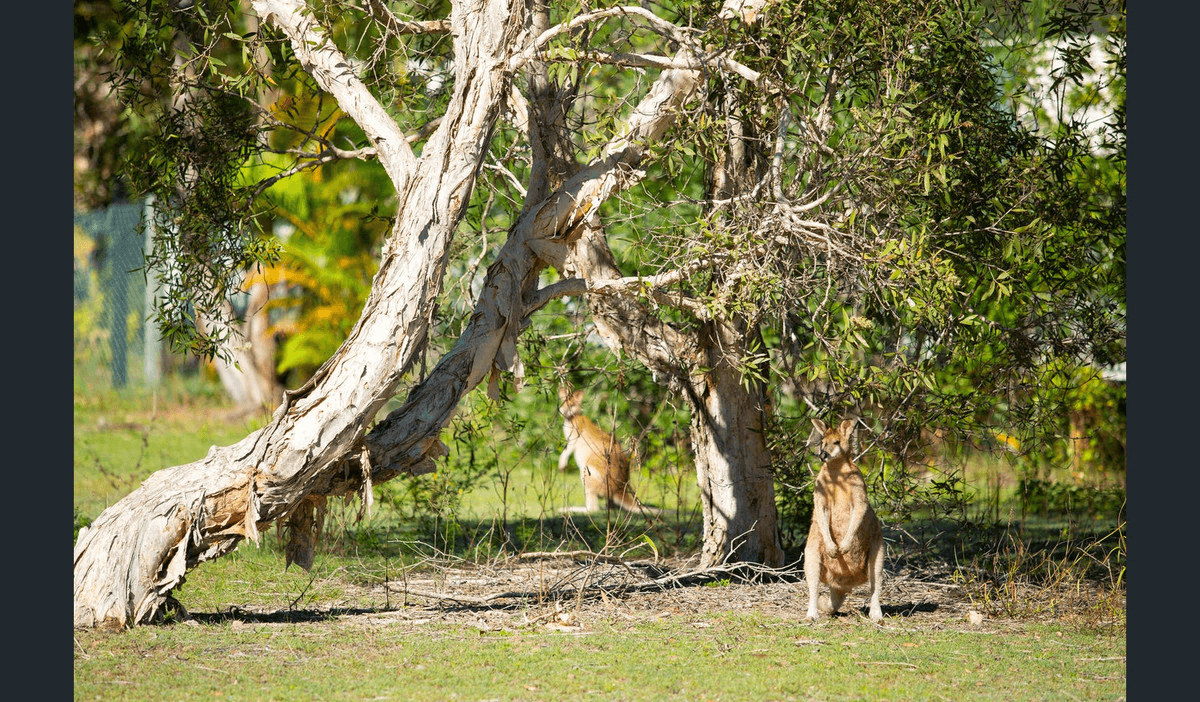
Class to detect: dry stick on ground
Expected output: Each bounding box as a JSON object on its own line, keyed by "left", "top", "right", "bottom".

{"left": 512, "top": 550, "right": 631, "bottom": 565}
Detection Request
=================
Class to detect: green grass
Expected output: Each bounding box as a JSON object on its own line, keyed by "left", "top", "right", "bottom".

{"left": 432, "top": 454, "right": 697, "bottom": 524}
{"left": 74, "top": 369, "right": 1125, "bottom": 701}
{"left": 73, "top": 390, "right": 267, "bottom": 524}
{"left": 74, "top": 612, "right": 1125, "bottom": 701}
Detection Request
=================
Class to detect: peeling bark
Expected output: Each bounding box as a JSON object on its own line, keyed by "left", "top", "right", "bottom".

{"left": 690, "top": 322, "right": 784, "bottom": 568}
{"left": 74, "top": 0, "right": 523, "bottom": 629}
{"left": 570, "top": 227, "right": 784, "bottom": 569}
{"left": 361, "top": 65, "right": 702, "bottom": 478}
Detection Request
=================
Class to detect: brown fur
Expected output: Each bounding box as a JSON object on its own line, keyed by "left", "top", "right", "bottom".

{"left": 804, "top": 417, "right": 885, "bottom": 622}
{"left": 557, "top": 387, "right": 660, "bottom": 517}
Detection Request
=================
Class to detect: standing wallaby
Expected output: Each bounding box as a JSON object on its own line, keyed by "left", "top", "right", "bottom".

{"left": 557, "top": 386, "right": 661, "bottom": 516}
{"left": 804, "top": 417, "right": 885, "bottom": 622}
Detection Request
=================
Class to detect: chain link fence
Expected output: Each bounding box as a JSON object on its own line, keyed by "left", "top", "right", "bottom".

{"left": 74, "top": 198, "right": 165, "bottom": 391}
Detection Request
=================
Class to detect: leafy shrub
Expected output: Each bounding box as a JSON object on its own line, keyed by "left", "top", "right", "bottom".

{"left": 1018, "top": 478, "right": 1126, "bottom": 521}
{"left": 74, "top": 507, "right": 93, "bottom": 543}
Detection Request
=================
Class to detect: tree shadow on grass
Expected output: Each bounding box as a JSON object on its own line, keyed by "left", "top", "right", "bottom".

{"left": 186, "top": 605, "right": 384, "bottom": 625}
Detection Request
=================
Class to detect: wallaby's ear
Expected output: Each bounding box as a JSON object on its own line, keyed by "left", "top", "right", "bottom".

{"left": 571, "top": 390, "right": 583, "bottom": 404}
{"left": 811, "top": 418, "right": 827, "bottom": 434}
{"left": 558, "top": 385, "right": 572, "bottom": 402}
{"left": 838, "top": 418, "right": 857, "bottom": 438}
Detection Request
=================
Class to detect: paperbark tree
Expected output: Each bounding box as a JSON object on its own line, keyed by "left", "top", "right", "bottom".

{"left": 75, "top": 0, "right": 523, "bottom": 628}
{"left": 75, "top": 0, "right": 721, "bottom": 628}
{"left": 565, "top": 226, "right": 784, "bottom": 567}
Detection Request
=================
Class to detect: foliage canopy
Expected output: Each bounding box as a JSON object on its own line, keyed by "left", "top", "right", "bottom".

{"left": 77, "top": 0, "right": 1124, "bottom": 531}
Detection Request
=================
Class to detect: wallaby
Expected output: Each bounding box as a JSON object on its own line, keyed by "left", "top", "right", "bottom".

{"left": 804, "top": 417, "right": 885, "bottom": 622}
{"left": 557, "top": 386, "right": 661, "bottom": 517}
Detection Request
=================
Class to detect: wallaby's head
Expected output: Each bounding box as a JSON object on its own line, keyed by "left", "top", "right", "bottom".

{"left": 811, "top": 418, "right": 857, "bottom": 462}
{"left": 558, "top": 386, "right": 583, "bottom": 418}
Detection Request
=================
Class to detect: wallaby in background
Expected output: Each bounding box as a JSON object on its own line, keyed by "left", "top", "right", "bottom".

{"left": 557, "top": 386, "right": 661, "bottom": 517}
{"left": 804, "top": 417, "right": 885, "bottom": 622}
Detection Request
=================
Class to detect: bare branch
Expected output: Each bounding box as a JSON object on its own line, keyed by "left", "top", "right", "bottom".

{"left": 485, "top": 162, "right": 528, "bottom": 198}
{"left": 363, "top": 0, "right": 451, "bottom": 37}
{"left": 524, "top": 262, "right": 720, "bottom": 323}
{"left": 568, "top": 50, "right": 762, "bottom": 84}
{"left": 250, "top": 116, "right": 438, "bottom": 199}
{"left": 589, "top": 266, "right": 710, "bottom": 293}
{"left": 511, "top": 6, "right": 699, "bottom": 71}
{"left": 251, "top": 0, "right": 418, "bottom": 186}
{"left": 523, "top": 277, "right": 587, "bottom": 317}
{"left": 509, "top": 4, "right": 761, "bottom": 83}
{"left": 252, "top": 145, "right": 379, "bottom": 198}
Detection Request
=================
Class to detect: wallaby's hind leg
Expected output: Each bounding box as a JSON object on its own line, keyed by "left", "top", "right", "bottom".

{"left": 581, "top": 464, "right": 600, "bottom": 512}
{"left": 804, "top": 540, "right": 822, "bottom": 621}
{"left": 866, "top": 537, "right": 885, "bottom": 622}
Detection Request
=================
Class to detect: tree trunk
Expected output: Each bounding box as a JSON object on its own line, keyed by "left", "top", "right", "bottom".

{"left": 689, "top": 322, "right": 784, "bottom": 568}
{"left": 569, "top": 227, "right": 784, "bottom": 568}
{"left": 196, "top": 278, "right": 283, "bottom": 415}
{"left": 559, "top": 71, "right": 785, "bottom": 566}
{"left": 685, "top": 80, "right": 782, "bottom": 568}
{"left": 74, "top": 0, "right": 522, "bottom": 629}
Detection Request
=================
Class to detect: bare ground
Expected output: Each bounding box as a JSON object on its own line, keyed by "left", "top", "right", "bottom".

{"left": 182, "top": 550, "right": 1125, "bottom": 636}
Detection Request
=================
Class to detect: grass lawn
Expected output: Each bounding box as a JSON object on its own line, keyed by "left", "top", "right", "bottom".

{"left": 74, "top": 607, "right": 1125, "bottom": 701}
{"left": 74, "top": 374, "right": 1125, "bottom": 701}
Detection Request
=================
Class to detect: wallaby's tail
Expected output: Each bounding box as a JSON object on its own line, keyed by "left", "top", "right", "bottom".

{"left": 613, "top": 490, "right": 663, "bottom": 518}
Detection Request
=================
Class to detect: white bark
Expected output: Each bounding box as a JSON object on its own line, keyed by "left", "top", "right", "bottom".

{"left": 568, "top": 228, "right": 784, "bottom": 568}
{"left": 252, "top": 0, "right": 418, "bottom": 187}
{"left": 690, "top": 323, "right": 783, "bottom": 568}
{"left": 74, "top": 0, "right": 522, "bottom": 629}
{"left": 362, "top": 65, "right": 701, "bottom": 476}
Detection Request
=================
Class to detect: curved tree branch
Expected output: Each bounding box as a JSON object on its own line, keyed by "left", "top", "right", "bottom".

{"left": 253, "top": 0, "right": 418, "bottom": 186}
{"left": 74, "top": 0, "right": 523, "bottom": 629}
{"left": 361, "top": 65, "right": 701, "bottom": 474}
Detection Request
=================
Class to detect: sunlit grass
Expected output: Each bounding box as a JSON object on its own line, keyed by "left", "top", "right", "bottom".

{"left": 74, "top": 611, "right": 1126, "bottom": 701}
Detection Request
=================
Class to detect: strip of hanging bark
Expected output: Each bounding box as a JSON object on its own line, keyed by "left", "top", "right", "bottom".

{"left": 282, "top": 494, "right": 327, "bottom": 571}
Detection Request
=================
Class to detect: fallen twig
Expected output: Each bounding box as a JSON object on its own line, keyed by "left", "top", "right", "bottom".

{"left": 510, "top": 549, "right": 629, "bottom": 565}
